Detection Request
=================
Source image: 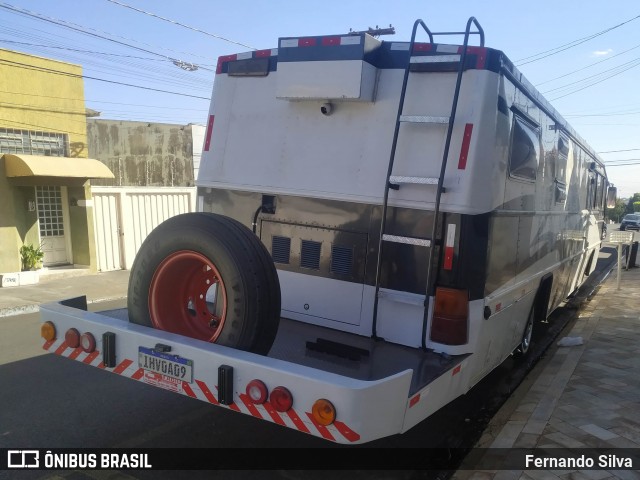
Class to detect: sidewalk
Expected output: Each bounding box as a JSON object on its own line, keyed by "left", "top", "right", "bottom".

{"left": 0, "top": 268, "right": 130, "bottom": 317}
{"left": 456, "top": 260, "right": 640, "bottom": 479}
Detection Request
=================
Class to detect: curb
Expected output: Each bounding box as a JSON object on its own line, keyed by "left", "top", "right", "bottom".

{"left": 0, "top": 296, "right": 127, "bottom": 319}
{"left": 0, "top": 304, "right": 40, "bottom": 318}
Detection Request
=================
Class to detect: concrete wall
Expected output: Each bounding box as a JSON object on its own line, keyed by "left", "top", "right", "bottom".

{"left": 0, "top": 49, "right": 96, "bottom": 273}
{"left": 87, "top": 120, "right": 196, "bottom": 187}
{"left": 191, "top": 124, "right": 206, "bottom": 183}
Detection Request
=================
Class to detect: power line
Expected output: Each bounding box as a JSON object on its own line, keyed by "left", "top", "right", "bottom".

{"left": 542, "top": 57, "right": 640, "bottom": 94}
{"left": 105, "top": 0, "right": 255, "bottom": 51}
{"left": 566, "top": 111, "right": 640, "bottom": 118}
{"left": 536, "top": 43, "right": 640, "bottom": 86}
{"left": 0, "top": 58, "right": 210, "bottom": 100}
{"left": 0, "top": 18, "right": 216, "bottom": 92}
{"left": 599, "top": 148, "right": 640, "bottom": 153}
{"left": 515, "top": 13, "right": 640, "bottom": 66}
{"left": 0, "top": 89, "right": 209, "bottom": 109}
{"left": 0, "top": 2, "right": 213, "bottom": 71}
{"left": 602, "top": 158, "right": 640, "bottom": 162}
{"left": 0, "top": 27, "right": 209, "bottom": 83}
{"left": 548, "top": 60, "right": 640, "bottom": 101}
{"left": 0, "top": 39, "right": 205, "bottom": 63}
{"left": 0, "top": 117, "right": 87, "bottom": 136}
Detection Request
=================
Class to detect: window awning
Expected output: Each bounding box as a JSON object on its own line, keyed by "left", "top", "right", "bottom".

{"left": 2, "top": 154, "right": 114, "bottom": 179}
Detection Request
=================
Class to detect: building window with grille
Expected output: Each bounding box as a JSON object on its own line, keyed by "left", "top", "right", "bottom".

{"left": 0, "top": 128, "right": 68, "bottom": 156}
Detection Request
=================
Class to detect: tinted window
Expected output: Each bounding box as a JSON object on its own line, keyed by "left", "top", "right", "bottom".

{"left": 509, "top": 117, "right": 540, "bottom": 180}
{"left": 555, "top": 180, "right": 567, "bottom": 204}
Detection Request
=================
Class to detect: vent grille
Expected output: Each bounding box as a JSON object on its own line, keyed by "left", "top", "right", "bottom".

{"left": 271, "top": 236, "right": 291, "bottom": 264}
{"left": 331, "top": 245, "right": 353, "bottom": 276}
{"left": 300, "top": 240, "right": 321, "bottom": 270}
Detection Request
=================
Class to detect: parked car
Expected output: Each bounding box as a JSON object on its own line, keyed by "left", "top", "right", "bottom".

{"left": 620, "top": 213, "right": 640, "bottom": 231}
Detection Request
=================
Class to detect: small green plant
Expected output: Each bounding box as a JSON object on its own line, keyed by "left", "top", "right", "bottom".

{"left": 20, "top": 243, "right": 44, "bottom": 271}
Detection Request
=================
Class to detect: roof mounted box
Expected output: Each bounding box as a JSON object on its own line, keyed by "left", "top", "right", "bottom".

{"left": 276, "top": 33, "right": 381, "bottom": 102}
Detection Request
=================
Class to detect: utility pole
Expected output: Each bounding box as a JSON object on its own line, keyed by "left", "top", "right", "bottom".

{"left": 348, "top": 25, "right": 395, "bottom": 37}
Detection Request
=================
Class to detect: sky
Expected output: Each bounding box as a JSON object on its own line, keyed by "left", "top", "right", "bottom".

{"left": 1, "top": 0, "right": 639, "bottom": 198}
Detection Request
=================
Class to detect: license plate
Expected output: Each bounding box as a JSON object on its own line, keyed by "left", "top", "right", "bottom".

{"left": 138, "top": 347, "right": 193, "bottom": 383}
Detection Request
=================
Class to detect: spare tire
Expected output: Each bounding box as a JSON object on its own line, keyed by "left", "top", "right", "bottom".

{"left": 127, "top": 212, "right": 281, "bottom": 355}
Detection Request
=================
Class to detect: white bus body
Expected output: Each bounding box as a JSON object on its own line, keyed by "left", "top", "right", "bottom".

{"left": 40, "top": 19, "right": 612, "bottom": 444}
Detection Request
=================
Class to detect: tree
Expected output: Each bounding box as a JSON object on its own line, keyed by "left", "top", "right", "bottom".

{"left": 626, "top": 193, "right": 640, "bottom": 213}
{"left": 609, "top": 198, "right": 627, "bottom": 222}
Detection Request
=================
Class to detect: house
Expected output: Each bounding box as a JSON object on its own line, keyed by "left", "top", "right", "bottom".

{"left": 0, "top": 49, "right": 114, "bottom": 278}
{"left": 0, "top": 48, "right": 206, "bottom": 280}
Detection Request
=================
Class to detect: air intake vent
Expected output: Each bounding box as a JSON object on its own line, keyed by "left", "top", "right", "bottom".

{"left": 271, "top": 236, "right": 291, "bottom": 264}
{"left": 300, "top": 240, "right": 321, "bottom": 270}
{"left": 331, "top": 245, "right": 353, "bottom": 276}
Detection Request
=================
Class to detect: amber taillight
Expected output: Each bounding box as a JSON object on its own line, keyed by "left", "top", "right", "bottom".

{"left": 430, "top": 287, "right": 469, "bottom": 345}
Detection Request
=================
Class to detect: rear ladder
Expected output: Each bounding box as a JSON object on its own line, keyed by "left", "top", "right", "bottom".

{"left": 371, "top": 17, "right": 485, "bottom": 348}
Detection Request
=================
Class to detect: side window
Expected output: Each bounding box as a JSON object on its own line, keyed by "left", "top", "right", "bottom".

{"left": 555, "top": 135, "right": 569, "bottom": 203}
{"left": 509, "top": 116, "right": 540, "bottom": 181}
{"left": 595, "top": 173, "right": 605, "bottom": 209}
{"left": 557, "top": 135, "right": 568, "bottom": 179}
{"left": 554, "top": 180, "right": 567, "bottom": 204}
{"left": 586, "top": 172, "right": 595, "bottom": 209}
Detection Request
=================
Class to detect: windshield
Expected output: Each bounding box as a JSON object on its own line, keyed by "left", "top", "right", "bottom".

{"left": 624, "top": 214, "right": 640, "bottom": 221}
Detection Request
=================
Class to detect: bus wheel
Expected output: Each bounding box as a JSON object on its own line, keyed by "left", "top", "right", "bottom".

{"left": 513, "top": 308, "right": 534, "bottom": 357}
{"left": 127, "top": 212, "right": 281, "bottom": 355}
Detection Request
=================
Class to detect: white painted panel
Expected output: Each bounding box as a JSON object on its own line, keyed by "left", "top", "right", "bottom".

{"left": 123, "top": 189, "right": 195, "bottom": 270}
{"left": 92, "top": 192, "right": 122, "bottom": 271}
{"left": 41, "top": 236, "right": 67, "bottom": 265}
{"left": 276, "top": 60, "right": 377, "bottom": 101}
{"left": 278, "top": 270, "right": 364, "bottom": 327}
{"left": 92, "top": 187, "right": 196, "bottom": 270}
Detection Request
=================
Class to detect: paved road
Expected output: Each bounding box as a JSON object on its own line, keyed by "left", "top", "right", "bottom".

{"left": 0, "top": 247, "right": 619, "bottom": 480}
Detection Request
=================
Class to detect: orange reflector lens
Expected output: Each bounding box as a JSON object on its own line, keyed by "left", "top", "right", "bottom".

{"left": 80, "top": 333, "right": 96, "bottom": 353}
{"left": 65, "top": 328, "right": 80, "bottom": 348}
{"left": 311, "top": 399, "right": 336, "bottom": 426}
{"left": 431, "top": 287, "right": 469, "bottom": 345}
{"left": 246, "top": 379, "right": 268, "bottom": 404}
{"left": 269, "top": 386, "right": 293, "bottom": 412}
{"left": 41, "top": 321, "right": 56, "bottom": 341}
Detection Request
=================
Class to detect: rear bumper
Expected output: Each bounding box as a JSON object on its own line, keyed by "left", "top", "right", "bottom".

{"left": 40, "top": 298, "right": 421, "bottom": 444}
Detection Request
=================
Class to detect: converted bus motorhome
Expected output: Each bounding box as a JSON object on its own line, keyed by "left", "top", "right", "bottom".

{"left": 40, "top": 17, "right": 615, "bottom": 444}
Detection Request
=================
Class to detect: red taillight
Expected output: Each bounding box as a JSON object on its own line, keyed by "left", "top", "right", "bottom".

{"left": 269, "top": 386, "right": 293, "bottom": 412}
{"left": 203, "top": 114, "right": 214, "bottom": 151}
{"left": 430, "top": 287, "right": 469, "bottom": 345}
{"left": 80, "top": 332, "right": 96, "bottom": 353}
{"left": 65, "top": 328, "right": 80, "bottom": 348}
{"left": 246, "top": 380, "right": 268, "bottom": 404}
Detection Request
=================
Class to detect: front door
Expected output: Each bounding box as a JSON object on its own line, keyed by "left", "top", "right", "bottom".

{"left": 36, "top": 186, "right": 71, "bottom": 266}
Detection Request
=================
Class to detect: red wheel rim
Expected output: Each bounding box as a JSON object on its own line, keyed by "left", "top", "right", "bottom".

{"left": 148, "top": 250, "right": 228, "bottom": 342}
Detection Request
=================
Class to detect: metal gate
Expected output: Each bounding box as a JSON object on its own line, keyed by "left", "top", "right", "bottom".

{"left": 92, "top": 187, "right": 196, "bottom": 271}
